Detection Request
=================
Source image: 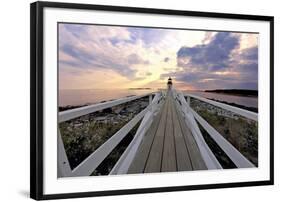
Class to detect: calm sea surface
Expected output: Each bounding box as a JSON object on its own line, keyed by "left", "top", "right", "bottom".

{"left": 184, "top": 91, "right": 258, "bottom": 108}
{"left": 59, "top": 89, "right": 154, "bottom": 107}
{"left": 59, "top": 89, "right": 258, "bottom": 109}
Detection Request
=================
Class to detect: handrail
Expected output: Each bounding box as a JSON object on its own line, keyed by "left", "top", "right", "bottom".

{"left": 190, "top": 107, "right": 255, "bottom": 168}
{"left": 175, "top": 92, "right": 222, "bottom": 169}
{"left": 58, "top": 89, "right": 257, "bottom": 176}
{"left": 59, "top": 93, "right": 152, "bottom": 123}
{"left": 58, "top": 92, "right": 162, "bottom": 177}
{"left": 57, "top": 130, "right": 72, "bottom": 177}
{"left": 70, "top": 106, "right": 150, "bottom": 176}
{"left": 110, "top": 93, "right": 163, "bottom": 174}
{"left": 184, "top": 93, "right": 258, "bottom": 121}
{"left": 176, "top": 91, "right": 256, "bottom": 168}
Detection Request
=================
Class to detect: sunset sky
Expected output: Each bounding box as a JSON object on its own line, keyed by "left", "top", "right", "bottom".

{"left": 59, "top": 23, "right": 258, "bottom": 90}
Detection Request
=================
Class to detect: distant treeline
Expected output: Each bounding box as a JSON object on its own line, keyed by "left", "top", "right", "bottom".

{"left": 205, "top": 89, "right": 258, "bottom": 97}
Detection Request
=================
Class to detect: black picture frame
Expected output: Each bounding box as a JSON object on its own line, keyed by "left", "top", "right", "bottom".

{"left": 30, "top": 1, "right": 274, "bottom": 200}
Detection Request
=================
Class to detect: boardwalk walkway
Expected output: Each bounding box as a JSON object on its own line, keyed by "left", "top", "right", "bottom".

{"left": 128, "top": 91, "right": 206, "bottom": 173}
{"left": 58, "top": 86, "right": 257, "bottom": 177}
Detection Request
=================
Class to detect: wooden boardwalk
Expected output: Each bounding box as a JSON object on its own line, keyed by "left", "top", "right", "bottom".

{"left": 57, "top": 87, "right": 257, "bottom": 178}
{"left": 128, "top": 91, "right": 206, "bottom": 173}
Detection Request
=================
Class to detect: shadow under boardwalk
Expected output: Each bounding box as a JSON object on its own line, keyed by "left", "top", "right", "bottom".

{"left": 128, "top": 91, "right": 207, "bottom": 174}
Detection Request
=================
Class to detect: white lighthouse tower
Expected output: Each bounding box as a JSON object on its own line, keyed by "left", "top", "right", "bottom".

{"left": 167, "top": 77, "right": 173, "bottom": 90}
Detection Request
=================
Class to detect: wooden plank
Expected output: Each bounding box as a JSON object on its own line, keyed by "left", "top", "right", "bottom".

{"left": 161, "top": 97, "right": 177, "bottom": 172}
{"left": 176, "top": 106, "right": 207, "bottom": 170}
{"left": 127, "top": 107, "right": 163, "bottom": 174}
{"left": 171, "top": 100, "right": 193, "bottom": 171}
{"left": 144, "top": 97, "right": 169, "bottom": 173}
{"left": 176, "top": 91, "right": 222, "bottom": 169}
{"left": 110, "top": 93, "right": 163, "bottom": 175}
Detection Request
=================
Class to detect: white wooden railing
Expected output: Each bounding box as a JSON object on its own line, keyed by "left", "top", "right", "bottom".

{"left": 58, "top": 92, "right": 164, "bottom": 177}
{"left": 58, "top": 89, "right": 257, "bottom": 177}
{"left": 174, "top": 90, "right": 257, "bottom": 169}
{"left": 184, "top": 93, "right": 258, "bottom": 121}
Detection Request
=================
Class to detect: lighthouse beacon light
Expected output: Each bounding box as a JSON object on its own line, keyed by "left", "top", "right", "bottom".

{"left": 167, "top": 77, "right": 173, "bottom": 90}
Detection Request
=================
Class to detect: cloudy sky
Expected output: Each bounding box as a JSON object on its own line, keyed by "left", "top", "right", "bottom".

{"left": 59, "top": 23, "right": 258, "bottom": 90}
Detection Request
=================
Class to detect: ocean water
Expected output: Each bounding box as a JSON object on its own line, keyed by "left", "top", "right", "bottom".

{"left": 59, "top": 89, "right": 154, "bottom": 107}
{"left": 184, "top": 91, "right": 258, "bottom": 108}
{"left": 59, "top": 89, "right": 258, "bottom": 109}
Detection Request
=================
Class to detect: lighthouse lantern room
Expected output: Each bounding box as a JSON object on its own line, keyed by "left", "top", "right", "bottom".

{"left": 167, "top": 77, "right": 172, "bottom": 90}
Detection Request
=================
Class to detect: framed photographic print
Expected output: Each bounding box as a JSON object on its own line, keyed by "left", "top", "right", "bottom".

{"left": 30, "top": 1, "right": 274, "bottom": 200}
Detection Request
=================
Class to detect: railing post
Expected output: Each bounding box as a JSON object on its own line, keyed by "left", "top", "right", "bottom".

{"left": 59, "top": 93, "right": 151, "bottom": 123}
{"left": 149, "top": 94, "right": 152, "bottom": 104}
{"left": 58, "top": 92, "right": 162, "bottom": 177}
{"left": 184, "top": 93, "right": 258, "bottom": 121}
{"left": 58, "top": 130, "right": 72, "bottom": 177}
{"left": 186, "top": 96, "right": 190, "bottom": 106}
{"left": 148, "top": 94, "right": 153, "bottom": 112}
{"left": 175, "top": 92, "right": 222, "bottom": 169}
{"left": 181, "top": 92, "right": 256, "bottom": 168}
{"left": 71, "top": 107, "right": 149, "bottom": 176}
{"left": 110, "top": 92, "right": 162, "bottom": 175}
{"left": 190, "top": 108, "right": 255, "bottom": 168}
